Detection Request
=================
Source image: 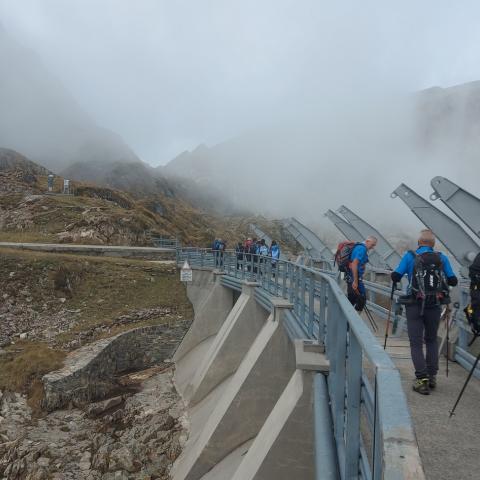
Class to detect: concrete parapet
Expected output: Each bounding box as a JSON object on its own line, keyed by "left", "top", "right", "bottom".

{"left": 174, "top": 272, "right": 233, "bottom": 362}
{"left": 186, "top": 282, "right": 269, "bottom": 405}
{"left": 42, "top": 324, "right": 187, "bottom": 410}
{"left": 171, "top": 309, "right": 296, "bottom": 480}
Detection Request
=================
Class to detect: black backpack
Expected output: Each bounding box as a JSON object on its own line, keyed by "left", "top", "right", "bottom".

{"left": 469, "top": 253, "right": 480, "bottom": 286}
{"left": 410, "top": 251, "right": 449, "bottom": 310}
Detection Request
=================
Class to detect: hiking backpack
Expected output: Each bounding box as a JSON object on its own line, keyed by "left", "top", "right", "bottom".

{"left": 469, "top": 252, "right": 480, "bottom": 287}
{"left": 410, "top": 251, "right": 449, "bottom": 309}
{"left": 334, "top": 241, "right": 362, "bottom": 272}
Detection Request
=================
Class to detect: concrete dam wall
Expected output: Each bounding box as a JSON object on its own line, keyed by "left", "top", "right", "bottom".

{"left": 171, "top": 269, "right": 334, "bottom": 480}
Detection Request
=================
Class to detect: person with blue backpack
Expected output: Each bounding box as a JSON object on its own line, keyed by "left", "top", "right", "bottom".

{"left": 391, "top": 229, "right": 458, "bottom": 395}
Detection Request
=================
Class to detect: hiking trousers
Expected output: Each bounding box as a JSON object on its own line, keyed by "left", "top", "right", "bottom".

{"left": 347, "top": 281, "right": 366, "bottom": 312}
{"left": 406, "top": 303, "right": 441, "bottom": 379}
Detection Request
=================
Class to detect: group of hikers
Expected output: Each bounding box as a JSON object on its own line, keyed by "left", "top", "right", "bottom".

{"left": 212, "top": 229, "right": 480, "bottom": 396}
{"left": 339, "top": 229, "right": 480, "bottom": 396}
{"left": 211, "top": 237, "right": 280, "bottom": 272}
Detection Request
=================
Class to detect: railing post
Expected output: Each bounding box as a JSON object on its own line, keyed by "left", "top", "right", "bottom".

{"left": 372, "top": 369, "right": 382, "bottom": 480}
{"left": 273, "top": 260, "right": 279, "bottom": 296}
{"left": 333, "top": 311, "right": 347, "bottom": 448}
{"left": 308, "top": 272, "right": 315, "bottom": 337}
{"left": 295, "top": 265, "right": 302, "bottom": 317}
{"left": 300, "top": 268, "right": 307, "bottom": 326}
{"left": 319, "top": 280, "right": 327, "bottom": 344}
{"left": 344, "top": 332, "right": 362, "bottom": 478}
{"left": 289, "top": 264, "right": 295, "bottom": 304}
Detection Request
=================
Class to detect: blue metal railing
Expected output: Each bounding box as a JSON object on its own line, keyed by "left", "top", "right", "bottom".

{"left": 151, "top": 236, "right": 180, "bottom": 249}
{"left": 176, "top": 247, "right": 424, "bottom": 480}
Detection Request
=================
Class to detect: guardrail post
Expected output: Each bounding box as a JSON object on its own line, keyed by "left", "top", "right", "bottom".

{"left": 289, "top": 264, "right": 295, "bottom": 304}
{"left": 308, "top": 272, "right": 315, "bottom": 338}
{"left": 301, "top": 268, "right": 307, "bottom": 326}
{"left": 282, "top": 262, "right": 287, "bottom": 299}
{"left": 372, "top": 369, "right": 382, "bottom": 480}
{"left": 319, "top": 281, "right": 327, "bottom": 344}
{"left": 345, "top": 332, "right": 362, "bottom": 478}
{"left": 332, "top": 303, "right": 347, "bottom": 475}
{"left": 314, "top": 373, "right": 340, "bottom": 480}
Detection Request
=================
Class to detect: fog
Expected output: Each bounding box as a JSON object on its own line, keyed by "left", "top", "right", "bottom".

{"left": 1, "top": 0, "right": 480, "bottom": 242}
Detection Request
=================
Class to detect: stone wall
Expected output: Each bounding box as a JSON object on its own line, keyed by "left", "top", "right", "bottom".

{"left": 43, "top": 323, "right": 190, "bottom": 411}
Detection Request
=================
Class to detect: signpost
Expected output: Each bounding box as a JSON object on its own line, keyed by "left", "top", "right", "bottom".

{"left": 180, "top": 260, "right": 193, "bottom": 283}
{"left": 47, "top": 174, "right": 54, "bottom": 192}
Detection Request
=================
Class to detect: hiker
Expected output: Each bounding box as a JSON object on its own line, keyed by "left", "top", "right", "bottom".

{"left": 342, "top": 236, "right": 378, "bottom": 312}
{"left": 251, "top": 238, "right": 259, "bottom": 274}
{"left": 270, "top": 240, "right": 280, "bottom": 277}
{"left": 235, "top": 241, "right": 244, "bottom": 270}
{"left": 258, "top": 239, "right": 269, "bottom": 276}
{"left": 465, "top": 252, "right": 480, "bottom": 338}
{"left": 212, "top": 238, "right": 220, "bottom": 267}
{"left": 244, "top": 238, "right": 254, "bottom": 272}
{"left": 391, "top": 229, "right": 458, "bottom": 395}
{"left": 217, "top": 239, "right": 226, "bottom": 268}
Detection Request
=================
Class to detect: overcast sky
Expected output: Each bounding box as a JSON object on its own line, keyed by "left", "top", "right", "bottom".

{"left": 2, "top": 1, "right": 480, "bottom": 165}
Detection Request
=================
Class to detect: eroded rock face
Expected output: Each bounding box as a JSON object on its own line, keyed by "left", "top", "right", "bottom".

{"left": 43, "top": 324, "right": 190, "bottom": 411}
{"left": 0, "top": 366, "right": 187, "bottom": 480}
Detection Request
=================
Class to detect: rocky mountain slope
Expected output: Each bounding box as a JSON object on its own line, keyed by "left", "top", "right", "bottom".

{"left": 0, "top": 149, "right": 282, "bottom": 247}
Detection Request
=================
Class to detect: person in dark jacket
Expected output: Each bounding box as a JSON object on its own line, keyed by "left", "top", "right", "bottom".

{"left": 391, "top": 230, "right": 458, "bottom": 395}
{"left": 465, "top": 252, "right": 480, "bottom": 338}
{"left": 235, "top": 242, "right": 244, "bottom": 270}
{"left": 244, "top": 238, "right": 254, "bottom": 272}
{"left": 217, "top": 239, "right": 226, "bottom": 268}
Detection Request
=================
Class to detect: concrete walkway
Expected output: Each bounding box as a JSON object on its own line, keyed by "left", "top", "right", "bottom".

{"left": 365, "top": 312, "right": 480, "bottom": 480}
{"left": 0, "top": 241, "right": 174, "bottom": 257}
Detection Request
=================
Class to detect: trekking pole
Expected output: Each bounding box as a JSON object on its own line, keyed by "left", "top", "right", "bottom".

{"left": 449, "top": 349, "right": 480, "bottom": 418}
{"left": 468, "top": 334, "right": 480, "bottom": 347}
{"left": 364, "top": 305, "right": 378, "bottom": 332}
{"left": 383, "top": 283, "right": 396, "bottom": 350}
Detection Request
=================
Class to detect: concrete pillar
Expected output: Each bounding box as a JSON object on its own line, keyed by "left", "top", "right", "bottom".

{"left": 185, "top": 282, "right": 268, "bottom": 405}
{"left": 174, "top": 271, "right": 233, "bottom": 362}
{"left": 230, "top": 341, "right": 330, "bottom": 480}
{"left": 230, "top": 370, "right": 315, "bottom": 480}
{"left": 172, "top": 299, "right": 295, "bottom": 480}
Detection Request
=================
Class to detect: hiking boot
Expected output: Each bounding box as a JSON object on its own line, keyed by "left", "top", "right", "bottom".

{"left": 428, "top": 376, "right": 437, "bottom": 389}
{"left": 413, "top": 378, "right": 430, "bottom": 395}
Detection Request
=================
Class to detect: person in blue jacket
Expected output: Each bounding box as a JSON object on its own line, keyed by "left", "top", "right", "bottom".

{"left": 269, "top": 240, "right": 280, "bottom": 277}
{"left": 391, "top": 229, "right": 458, "bottom": 395}
{"left": 347, "top": 236, "right": 378, "bottom": 311}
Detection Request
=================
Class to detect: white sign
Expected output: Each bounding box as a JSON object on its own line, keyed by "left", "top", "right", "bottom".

{"left": 180, "top": 260, "right": 193, "bottom": 282}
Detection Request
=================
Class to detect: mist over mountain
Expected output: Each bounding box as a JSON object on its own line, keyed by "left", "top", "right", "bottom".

{"left": 0, "top": 25, "right": 140, "bottom": 173}
{"left": 164, "top": 81, "right": 480, "bottom": 235}
{"left": 0, "top": 10, "right": 480, "bottom": 240}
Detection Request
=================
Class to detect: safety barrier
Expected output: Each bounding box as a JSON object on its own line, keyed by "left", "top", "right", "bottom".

{"left": 177, "top": 248, "right": 423, "bottom": 480}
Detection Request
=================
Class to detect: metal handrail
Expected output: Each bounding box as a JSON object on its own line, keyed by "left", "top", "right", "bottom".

{"left": 177, "top": 247, "right": 424, "bottom": 480}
